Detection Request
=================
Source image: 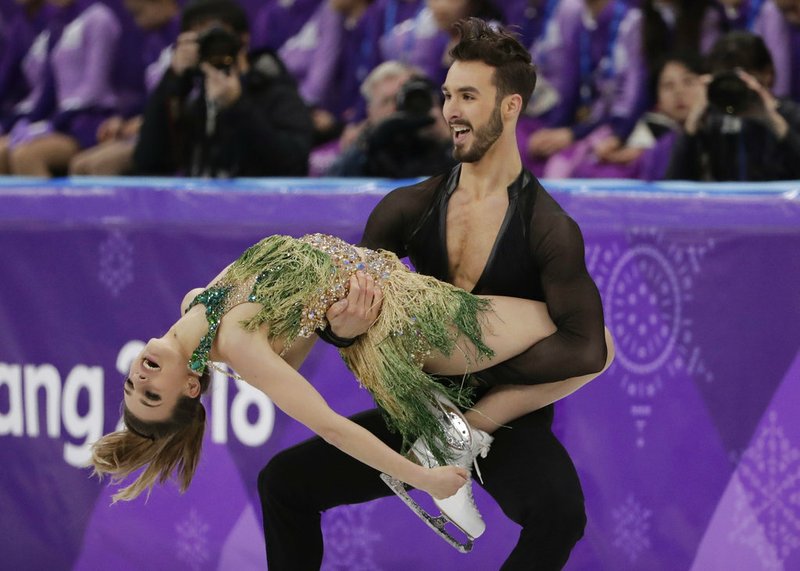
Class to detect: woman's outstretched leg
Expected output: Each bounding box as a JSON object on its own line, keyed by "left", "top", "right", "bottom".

{"left": 423, "top": 295, "right": 555, "bottom": 376}
{"left": 465, "top": 328, "right": 614, "bottom": 432}
{"left": 423, "top": 296, "right": 614, "bottom": 433}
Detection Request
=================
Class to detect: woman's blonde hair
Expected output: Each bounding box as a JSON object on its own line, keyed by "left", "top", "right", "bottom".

{"left": 90, "top": 370, "right": 211, "bottom": 502}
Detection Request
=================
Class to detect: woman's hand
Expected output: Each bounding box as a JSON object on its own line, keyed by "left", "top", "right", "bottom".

{"left": 527, "top": 127, "right": 574, "bottom": 158}
{"left": 416, "top": 465, "right": 469, "bottom": 500}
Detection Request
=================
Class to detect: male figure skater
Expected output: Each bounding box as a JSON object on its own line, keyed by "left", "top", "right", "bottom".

{"left": 259, "top": 18, "right": 611, "bottom": 570}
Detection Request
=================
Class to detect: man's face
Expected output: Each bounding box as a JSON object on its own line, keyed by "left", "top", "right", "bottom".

{"left": 442, "top": 60, "right": 504, "bottom": 163}
{"left": 775, "top": 0, "right": 800, "bottom": 25}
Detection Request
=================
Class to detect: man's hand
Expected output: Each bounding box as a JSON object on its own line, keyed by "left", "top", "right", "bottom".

{"left": 201, "top": 63, "right": 242, "bottom": 108}
{"left": 326, "top": 272, "right": 383, "bottom": 339}
{"left": 171, "top": 32, "right": 199, "bottom": 75}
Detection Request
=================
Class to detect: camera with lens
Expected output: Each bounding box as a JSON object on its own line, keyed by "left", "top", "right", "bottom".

{"left": 197, "top": 27, "right": 242, "bottom": 73}
{"left": 706, "top": 70, "right": 761, "bottom": 116}
{"left": 395, "top": 76, "right": 436, "bottom": 117}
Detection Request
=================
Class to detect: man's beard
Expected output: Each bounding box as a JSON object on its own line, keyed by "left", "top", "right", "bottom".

{"left": 453, "top": 102, "right": 504, "bottom": 163}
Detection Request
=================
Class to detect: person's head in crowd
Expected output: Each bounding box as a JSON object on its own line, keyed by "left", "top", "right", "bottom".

{"left": 181, "top": 0, "right": 248, "bottom": 36}
{"left": 652, "top": 51, "right": 706, "bottom": 127}
{"left": 328, "top": 0, "right": 372, "bottom": 19}
{"left": 428, "top": 0, "right": 501, "bottom": 35}
{"left": 124, "top": 0, "right": 178, "bottom": 30}
{"left": 707, "top": 31, "right": 775, "bottom": 90}
{"left": 443, "top": 18, "right": 536, "bottom": 163}
{"left": 641, "top": 0, "right": 718, "bottom": 73}
{"left": 361, "top": 61, "right": 416, "bottom": 125}
{"left": 169, "top": 0, "right": 250, "bottom": 80}
{"left": 775, "top": 0, "right": 800, "bottom": 26}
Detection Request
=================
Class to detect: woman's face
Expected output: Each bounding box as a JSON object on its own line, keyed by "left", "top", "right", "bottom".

{"left": 123, "top": 336, "right": 198, "bottom": 423}
{"left": 428, "top": 0, "right": 470, "bottom": 31}
{"left": 657, "top": 61, "right": 703, "bottom": 125}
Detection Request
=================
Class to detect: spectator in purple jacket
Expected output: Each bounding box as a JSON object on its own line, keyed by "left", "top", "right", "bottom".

{"left": 494, "top": 0, "right": 562, "bottom": 49}
{"left": 0, "top": 0, "right": 48, "bottom": 129}
{"left": 572, "top": 50, "right": 707, "bottom": 179}
{"left": 522, "top": 0, "right": 647, "bottom": 178}
{"left": 716, "top": 0, "right": 792, "bottom": 97}
{"left": 250, "top": 0, "right": 324, "bottom": 52}
{"left": 7, "top": 0, "right": 121, "bottom": 176}
{"left": 641, "top": 0, "right": 724, "bottom": 73}
{"left": 774, "top": 0, "right": 800, "bottom": 101}
{"left": 68, "top": 0, "right": 180, "bottom": 175}
{"left": 280, "top": 0, "right": 422, "bottom": 144}
{"left": 379, "top": 0, "right": 501, "bottom": 87}
{"left": 0, "top": 0, "right": 50, "bottom": 173}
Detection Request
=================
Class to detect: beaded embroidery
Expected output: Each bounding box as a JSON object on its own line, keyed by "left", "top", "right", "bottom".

{"left": 185, "top": 274, "right": 257, "bottom": 375}
{"left": 296, "top": 233, "right": 394, "bottom": 336}
{"left": 185, "top": 234, "right": 394, "bottom": 375}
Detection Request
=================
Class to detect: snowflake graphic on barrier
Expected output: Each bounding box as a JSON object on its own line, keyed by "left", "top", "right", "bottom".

{"left": 612, "top": 494, "right": 652, "bottom": 563}
{"left": 98, "top": 230, "right": 133, "bottom": 296}
{"left": 730, "top": 410, "right": 800, "bottom": 569}
{"left": 321, "top": 502, "right": 383, "bottom": 571}
{"left": 587, "top": 230, "right": 714, "bottom": 447}
{"left": 176, "top": 508, "right": 210, "bottom": 571}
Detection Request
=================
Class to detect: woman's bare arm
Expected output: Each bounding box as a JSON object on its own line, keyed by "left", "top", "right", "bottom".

{"left": 214, "top": 312, "right": 467, "bottom": 499}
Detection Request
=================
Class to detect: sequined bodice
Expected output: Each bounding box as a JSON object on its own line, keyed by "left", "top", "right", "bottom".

{"left": 185, "top": 234, "right": 396, "bottom": 375}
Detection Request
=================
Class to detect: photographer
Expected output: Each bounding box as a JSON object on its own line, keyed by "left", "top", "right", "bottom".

{"left": 134, "top": 0, "right": 313, "bottom": 177}
{"left": 666, "top": 31, "right": 800, "bottom": 181}
{"left": 327, "top": 61, "right": 454, "bottom": 178}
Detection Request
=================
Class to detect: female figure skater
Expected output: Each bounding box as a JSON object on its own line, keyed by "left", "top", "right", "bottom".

{"left": 91, "top": 232, "right": 610, "bottom": 542}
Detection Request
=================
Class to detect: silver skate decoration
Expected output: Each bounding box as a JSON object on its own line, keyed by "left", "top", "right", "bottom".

{"left": 586, "top": 229, "right": 715, "bottom": 448}
{"left": 380, "top": 392, "right": 490, "bottom": 553}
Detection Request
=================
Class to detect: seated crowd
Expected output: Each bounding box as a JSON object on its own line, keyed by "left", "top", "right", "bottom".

{"left": 0, "top": 0, "right": 799, "bottom": 181}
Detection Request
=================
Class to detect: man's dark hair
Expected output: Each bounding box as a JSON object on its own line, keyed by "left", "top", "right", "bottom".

{"left": 706, "top": 31, "right": 774, "bottom": 76}
{"left": 181, "top": 0, "right": 249, "bottom": 34}
{"left": 449, "top": 18, "right": 537, "bottom": 109}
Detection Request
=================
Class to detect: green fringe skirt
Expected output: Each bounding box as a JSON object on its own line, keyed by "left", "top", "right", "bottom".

{"left": 222, "top": 234, "right": 495, "bottom": 464}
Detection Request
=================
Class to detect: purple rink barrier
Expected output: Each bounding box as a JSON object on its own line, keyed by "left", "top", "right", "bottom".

{"left": 1, "top": 176, "right": 799, "bottom": 571}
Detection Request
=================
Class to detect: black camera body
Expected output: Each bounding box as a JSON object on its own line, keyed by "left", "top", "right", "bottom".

{"left": 197, "top": 27, "right": 242, "bottom": 72}
{"left": 395, "top": 77, "right": 436, "bottom": 117}
{"left": 707, "top": 71, "right": 761, "bottom": 116}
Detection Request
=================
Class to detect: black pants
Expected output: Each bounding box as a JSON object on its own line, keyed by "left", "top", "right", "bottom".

{"left": 258, "top": 406, "right": 586, "bottom": 570}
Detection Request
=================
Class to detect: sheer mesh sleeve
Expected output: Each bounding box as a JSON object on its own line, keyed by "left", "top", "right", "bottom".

{"left": 359, "top": 176, "right": 443, "bottom": 254}
{"left": 477, "top": 197, "right": 608, "bottom": 386}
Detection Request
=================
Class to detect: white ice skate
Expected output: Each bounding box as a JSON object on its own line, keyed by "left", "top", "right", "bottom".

{"left": 380, "top": 392, "right": 493, "bottom": 553}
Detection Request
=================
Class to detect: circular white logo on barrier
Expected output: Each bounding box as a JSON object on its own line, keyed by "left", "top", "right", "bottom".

{"left": 606, "top": 245, "right": 681, "bottom": 377}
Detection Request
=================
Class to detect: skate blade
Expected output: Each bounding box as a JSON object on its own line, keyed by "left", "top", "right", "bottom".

{"left": 380, "top": 473, "right": 475, "bottom": 553}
